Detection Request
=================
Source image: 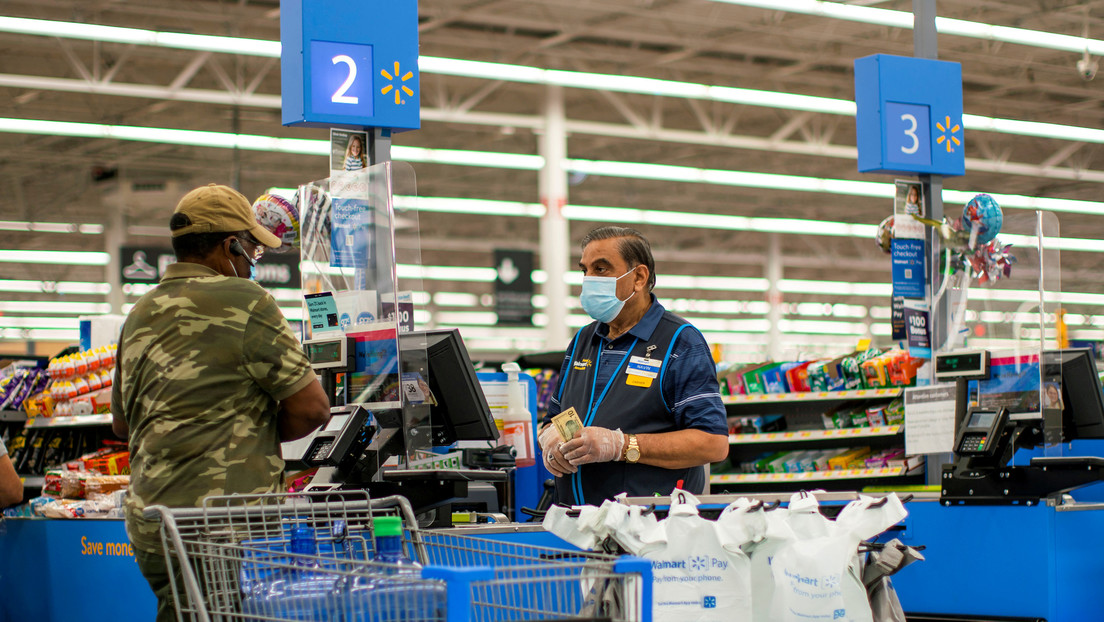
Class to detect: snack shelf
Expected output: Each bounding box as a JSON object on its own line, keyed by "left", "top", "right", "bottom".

{"left": 26, "top": 414, "right": 113, "bottom": 428}
{"left": 0, "top": 409, "right": 27, "bottom": 422}
{"left": 729, "top": 425, "right": 902, "bottom": 444}
{"left": 20, "top": 475, "right": 44, "bottom": 488}
{"left": 723, "top": 388, "right": 902, "bottom": 405}
{"left": 710, "top": 463, "right": 924, "bottom": 484}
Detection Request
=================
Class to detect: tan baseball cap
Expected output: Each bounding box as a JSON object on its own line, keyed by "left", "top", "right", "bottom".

{"left": 171, "top": 183, "right": 281, "bottom": 248}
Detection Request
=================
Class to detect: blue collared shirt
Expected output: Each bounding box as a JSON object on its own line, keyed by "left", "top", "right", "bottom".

{"left": 547, "top": 295, "right": 727, "bottom": 435}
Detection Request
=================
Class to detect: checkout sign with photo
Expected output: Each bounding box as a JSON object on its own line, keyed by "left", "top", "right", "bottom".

{"left": 119, "top": 245, "right": 301, "bottom": 289}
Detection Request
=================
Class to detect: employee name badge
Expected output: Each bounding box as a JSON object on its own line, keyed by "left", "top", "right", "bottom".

{"left": 626, "top": 356, "right": 661, "bottom": 387}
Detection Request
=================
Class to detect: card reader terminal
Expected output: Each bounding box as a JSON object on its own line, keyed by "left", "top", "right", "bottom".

{"left": 302, "top": 404, "right": 370, "bottom": 467}
{"left": 955, "top": 407, "right": 1010, "bottom": 458}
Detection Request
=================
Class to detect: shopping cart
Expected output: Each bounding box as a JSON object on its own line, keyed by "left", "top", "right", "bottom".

{"left": 144, "top": 491, "right": 652, "bottom": 622}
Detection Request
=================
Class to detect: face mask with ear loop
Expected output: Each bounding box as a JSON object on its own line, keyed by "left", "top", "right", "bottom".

{"left": 580, "top": 268, "right": 637, "bottom": 323}
{"left": 229, "top": 239, "right": 258, "bottom": 281}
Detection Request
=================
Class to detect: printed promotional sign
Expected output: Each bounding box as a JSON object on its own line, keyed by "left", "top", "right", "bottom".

{"left": 891, "top": 239, "right": 926, "bottom": 299}
{"left": 904, "top": 299, "right": 932, "bottom": 359}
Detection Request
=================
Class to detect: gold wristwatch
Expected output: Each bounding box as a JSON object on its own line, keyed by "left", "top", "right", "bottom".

{"left": 623, "top": 434, "right": 640, "bottom": 463}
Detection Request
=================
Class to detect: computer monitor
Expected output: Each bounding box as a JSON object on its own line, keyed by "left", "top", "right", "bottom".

{"left": 400, "top": 328, "right": 498, "bottom": 446}
{"left": 1045, "top": 348, "right": 1104, "bottom": 442}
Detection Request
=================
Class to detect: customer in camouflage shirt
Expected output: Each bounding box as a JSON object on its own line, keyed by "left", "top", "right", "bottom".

{"left": 112, "top": 184, "right": 330, "bottom": 622}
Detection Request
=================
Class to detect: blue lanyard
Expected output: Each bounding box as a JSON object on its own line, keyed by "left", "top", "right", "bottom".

{"left": 572, "top": 334, "right": 638, "bottom": 504}
{"left": 583, "top": 337, "right": 638, "bottom": 426}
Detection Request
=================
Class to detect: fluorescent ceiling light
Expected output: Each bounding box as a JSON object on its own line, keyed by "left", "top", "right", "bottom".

{"left": 2, "top": 17, "right": 1103, "bottom": 146}
{"left": 0, "top": 328, "right": 80, "bottom": 341}
{"left": 779, "top": 319, "right": 869, "bottom": 335}
{"left": 394, "top": 195, "right": 545, "bottom": 217}
{"left": 0, "top": 301, "right": 110, "bottom": 314}
{"left": 433, "top": 292, "right": 480, "bottom": 307}
{"left": 0, "top": 316, "right": 84, "bottom": 329}
{"left": 0, "top": 220, "right": 104, "bottom": 234}
{"left": 708, "top": 0, "right": 1104, "bottom": 57}
{"left": 0, "top": 280, "right": 110, "bottom": 295}
{"left": 0, "top": 16, "right": 281, "bottom": 57}
{"left": 6, "top": 116, "right": 1104, "bottom": 220}
{"left": 0, "top": 249, "right": 109, "bottom": 265}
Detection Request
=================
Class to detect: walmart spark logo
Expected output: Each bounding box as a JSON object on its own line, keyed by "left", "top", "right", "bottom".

{"left": 935, "top": 115, "right": 961, "bottom": 153}
{"left": 381, "top": 61, "right": 414, "bottom": 105}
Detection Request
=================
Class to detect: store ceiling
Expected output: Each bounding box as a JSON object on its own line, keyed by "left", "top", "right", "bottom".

{"left": 0, "top": 0, "right": 1103, "bottom": 358}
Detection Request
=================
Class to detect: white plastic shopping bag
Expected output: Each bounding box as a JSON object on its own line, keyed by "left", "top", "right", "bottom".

{"left": 745, "top": 503, "right": 792, "bottom": 622}
{"left": 542, "top": 504, "right": 604, "bottom": 549}
{"left": 769, "top": 492, "right": 908, "bottom": 622}
{"left": 607, "top": 489, "right": 753, "bottom": 622}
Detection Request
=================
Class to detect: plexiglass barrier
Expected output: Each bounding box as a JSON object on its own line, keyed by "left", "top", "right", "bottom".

{"left": 934, "top": 210, "right": 1067, "bottom": 460}
{"left": 298, "top": 161, "right": 429, "bottom": 469}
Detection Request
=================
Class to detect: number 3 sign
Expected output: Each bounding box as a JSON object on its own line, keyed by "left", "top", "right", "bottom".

{"left": 854, "top": 54, "right": 964, "bottom": 177}
{"left": 281, "top": 0, "right": 420, "bottom": 131}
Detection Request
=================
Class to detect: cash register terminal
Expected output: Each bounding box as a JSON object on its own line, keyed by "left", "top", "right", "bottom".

{"left": 940, "top": 348, "right": 1104, "bottom": 505}
{"left": 301, "top": 403, "right": 371, "bottom": 467}
{"left": 953, "top": 408, "right": 1010, "bottom": 458}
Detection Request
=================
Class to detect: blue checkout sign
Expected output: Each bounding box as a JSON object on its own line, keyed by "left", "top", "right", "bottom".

{"left": 281, "top": 0, "right": 420, "bottom": 130}
{"left": 854, "top": 54, "right": 964, "bottom": 177}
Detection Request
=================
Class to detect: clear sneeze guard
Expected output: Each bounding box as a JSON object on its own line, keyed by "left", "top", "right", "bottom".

{"left": 298, "top": 161, "right": 429, "bottom": 470}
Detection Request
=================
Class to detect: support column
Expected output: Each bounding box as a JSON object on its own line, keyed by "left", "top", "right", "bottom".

{"left": 369, "top": 128, "right": 392, "bottom": 165}
{"left": 915, "top": 0, "right": 950, "bottom": 482}
{"left": 915, "top": 0, "right": 946, "bottom": 355}
{"left": 539, "top": 85, "right": 569, "bottom": 351}
{"left": 105, "top": 184, "right": 126, "bottom": 315}
{"left": 766, "top": 233, "right": 783, "bottom": 361}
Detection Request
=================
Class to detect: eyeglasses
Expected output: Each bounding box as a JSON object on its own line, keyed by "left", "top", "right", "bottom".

{"left": 238, "top": 233, "right": 265, "bottom": 263}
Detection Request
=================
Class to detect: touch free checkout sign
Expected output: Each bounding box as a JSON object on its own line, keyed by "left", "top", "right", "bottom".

{"left": 281, "top": 0, "right": 420, "bottom": 130}
{"left": 855, "top": 54, "right": 964, "bottom": 177}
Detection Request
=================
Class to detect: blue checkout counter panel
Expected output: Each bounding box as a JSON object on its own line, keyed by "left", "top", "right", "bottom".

{"left": 0, "top": 518, "right": 156, "bottom": 622}
{"left": 6, "top": 500, "right": 1104, "bottom": 622}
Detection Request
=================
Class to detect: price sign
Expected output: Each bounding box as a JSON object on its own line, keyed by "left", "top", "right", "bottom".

{"left": 854, "top": 54, "right": 964, "bottom": 176}
{"left": 281, "top": 0, "right": 420, "bottom": 130}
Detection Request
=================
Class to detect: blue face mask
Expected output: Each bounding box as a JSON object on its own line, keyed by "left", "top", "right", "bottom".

{"left": 580, "top": 268, "right": 636, "bottom": 323}
{"left": 248, "top": 263, "right": 257, "bottom": 281}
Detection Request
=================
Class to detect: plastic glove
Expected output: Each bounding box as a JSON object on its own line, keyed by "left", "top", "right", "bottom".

{"left": 538, "top": 423, "right": 577, "bottom": 476}
{"left": 562, "top": 427, "right": 625, "bottom": 466}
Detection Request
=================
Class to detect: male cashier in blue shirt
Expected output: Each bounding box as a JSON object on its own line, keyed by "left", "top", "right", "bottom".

{"left": 540, "top": 226, "right": 729, "bottom": 506}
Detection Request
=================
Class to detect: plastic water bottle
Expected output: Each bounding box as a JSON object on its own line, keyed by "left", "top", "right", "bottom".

{"left": 342, "top": 516, "right": 445, "bottom": 622}
{"left": 500, "top": 362, "right": 535, "bottom": 468}
{"left": 240, "top": 525, "right": 338, "bottom": 621}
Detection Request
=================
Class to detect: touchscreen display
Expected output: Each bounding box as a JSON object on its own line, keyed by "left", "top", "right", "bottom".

{"left": 324, "top": 414, "right": 350, "bottom": 432}
{"left": 968, "top": 411, "right": 995, "bottom": 429}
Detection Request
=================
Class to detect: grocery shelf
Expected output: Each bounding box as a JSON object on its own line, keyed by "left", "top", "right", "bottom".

{"left": 26, "top": 414, "right": 113, "bottom": 428}
{"left": 0, "top": 409, "right": 27, "bottom": 422}
{"left": 723, "top": 388, "right": 902, "bottom": 405}
{"left": 710, "top": 464, "right": 924, "bottom": 484}
{"left": 729, "top": 425, "right": 902, "bottom": 444}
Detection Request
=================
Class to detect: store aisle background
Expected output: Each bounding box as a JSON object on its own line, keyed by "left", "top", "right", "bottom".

{"left": 0, "top": 0, "right": 1102, "bottom": 362}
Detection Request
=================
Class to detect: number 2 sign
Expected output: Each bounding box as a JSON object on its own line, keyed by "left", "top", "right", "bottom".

{"left": 281, "top": 0, "right": 420, "bottom": 131}
{"left": 854, "top": 54, "right": 963, "bottom": 177}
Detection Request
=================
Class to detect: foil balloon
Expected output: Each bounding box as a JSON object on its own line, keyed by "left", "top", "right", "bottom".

{"left": 960, "top": 194, "right": 1003, "bottom": 246}
{"left": 876, "top": 215, "right": 894, "bottom": 254}
{"left": 252, "top": 194, "right": 300, "bottom": 252}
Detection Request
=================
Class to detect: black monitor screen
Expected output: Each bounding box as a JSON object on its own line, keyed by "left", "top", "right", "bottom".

{"left": 1046, "top": 348, "right": 1104, "bottom": 441}
{"left": 400, "top": 328, "right": 498, "bottom": 445}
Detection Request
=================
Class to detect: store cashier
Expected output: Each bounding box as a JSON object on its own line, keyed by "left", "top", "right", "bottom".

{"left": 112, "top": 184, "right": 330, "bottom": 622}
{"left": 540, "top": 226, "right": 729, "bottom": 506}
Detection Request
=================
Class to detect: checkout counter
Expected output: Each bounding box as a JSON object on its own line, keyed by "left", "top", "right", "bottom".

{"left": 282, "top": 328, "right": 525, "bottom": 525}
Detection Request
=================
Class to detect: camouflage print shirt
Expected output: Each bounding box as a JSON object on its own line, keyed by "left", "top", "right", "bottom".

{"left": 113, "top": 262, "right": 317, "bottom": 553}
